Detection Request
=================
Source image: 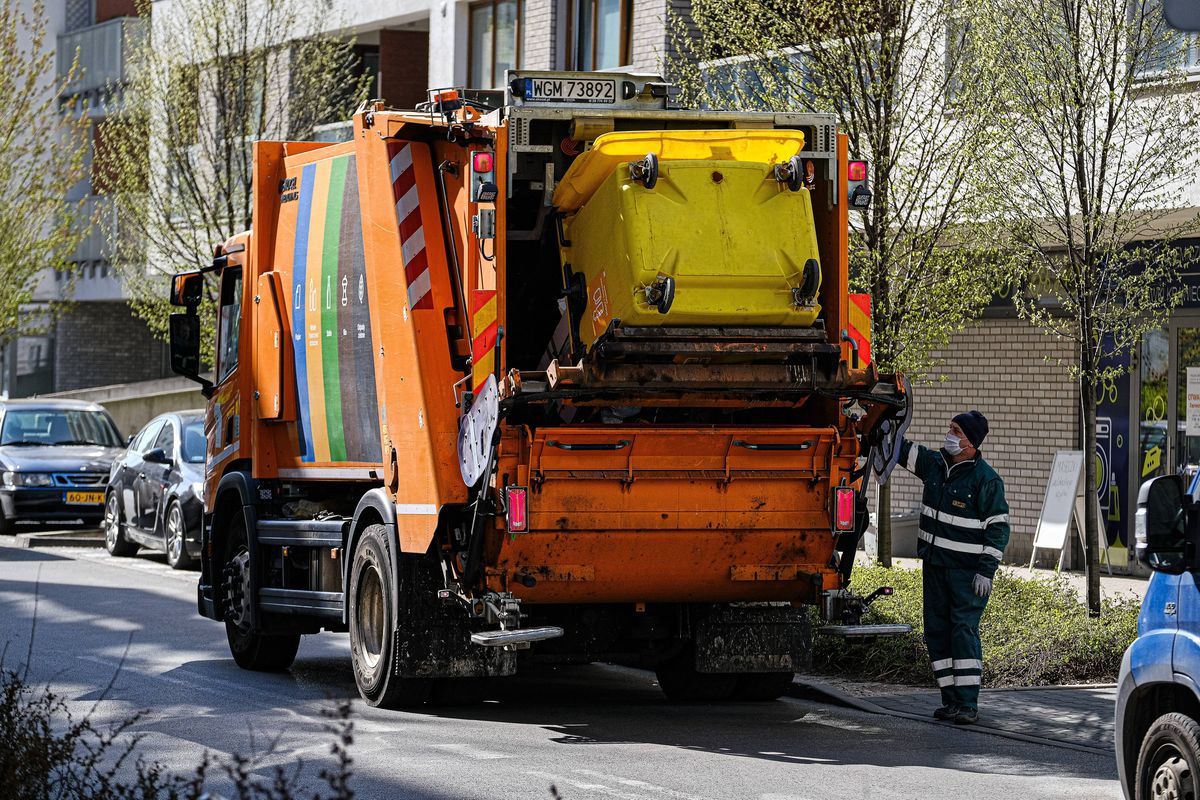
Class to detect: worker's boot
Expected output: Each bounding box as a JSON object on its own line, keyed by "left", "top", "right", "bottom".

{"left": 954, "top": 707, "right": 979, "bottom": 725}
{"left": 933, "top": 704, "right": 959, "bottom": 721}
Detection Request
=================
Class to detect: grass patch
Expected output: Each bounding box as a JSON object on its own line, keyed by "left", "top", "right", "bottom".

{"left": 811, "top": 564, "right": 1141, "bottom": 688}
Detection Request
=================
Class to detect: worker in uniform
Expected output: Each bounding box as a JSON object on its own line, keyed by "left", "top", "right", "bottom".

{"left": 899, "top": 410, "right": 1009, "bottom": 725}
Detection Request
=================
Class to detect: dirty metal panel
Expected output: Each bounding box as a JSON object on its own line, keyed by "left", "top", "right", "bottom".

{"left": 694, "top": 604, "right": 813, "bottom": 674}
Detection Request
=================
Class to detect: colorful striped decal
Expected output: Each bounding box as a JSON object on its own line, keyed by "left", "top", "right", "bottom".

{"left": 387, "top": 142, "right": 433, "bottom": 310}
{"left": 288, "top": 155, "right": 382, "bottom": 464}
{"left": 848, "top": 292, "right": 872, "bottom": 366}
{"left": 471, "top": 289, "right": 498, "bottom": 388}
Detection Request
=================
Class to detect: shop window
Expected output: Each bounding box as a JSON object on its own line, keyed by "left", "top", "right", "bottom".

{"left": 469, "top": 0, "right": 522, "bottom": 89}
{"left": 1140, "top": 328, "right": 1168, "bottom": 481}
{"left": 569, "top": 0, "right": 632, "bottom": 72}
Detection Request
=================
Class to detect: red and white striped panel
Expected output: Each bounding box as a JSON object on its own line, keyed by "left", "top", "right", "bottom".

{"left": 388, "top": 143, "right": 433, "bottom": 310}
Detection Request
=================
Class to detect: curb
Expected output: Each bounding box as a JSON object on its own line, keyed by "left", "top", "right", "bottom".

{"left": 789, "top": 678, "right": 1112, "bottom": 757}
{"left": 14, "top": 529, "right": 106, "bottom": 549}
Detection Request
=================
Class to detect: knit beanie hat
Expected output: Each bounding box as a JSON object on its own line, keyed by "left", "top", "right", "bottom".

{"left": 953, "top": 410, "right": 989, "bottom": 449}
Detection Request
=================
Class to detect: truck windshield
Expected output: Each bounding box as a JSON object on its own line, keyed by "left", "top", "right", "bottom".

{"left": 0, "top": 409, "right": 122, "bottom": 447}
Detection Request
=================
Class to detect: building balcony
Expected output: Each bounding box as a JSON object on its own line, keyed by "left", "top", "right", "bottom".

{"left": 57, "top": 17, "right": 146, "bottom": 118}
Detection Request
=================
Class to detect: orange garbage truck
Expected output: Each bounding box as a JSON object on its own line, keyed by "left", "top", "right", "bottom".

{"left": 167, "top": 71, "right": 912, "bottom": 707}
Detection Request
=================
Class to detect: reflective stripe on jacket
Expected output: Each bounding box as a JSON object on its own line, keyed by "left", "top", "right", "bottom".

{"left": 899, "top": 439, "right": 1011, "bottom": 578}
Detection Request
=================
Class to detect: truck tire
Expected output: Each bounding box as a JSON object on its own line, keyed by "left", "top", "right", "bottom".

{"left": 349, "top": 524, "right": 432, "bottom": 708}
{"left": 1136, "top": 712, "right": 1200, "bottom": 800}
{"left": 654, "top": 643, "right": 738, "bottom": 702}
{"left": 731, "top": 672, "right": 795, "bottom": 701}
{"left": 104, "top": 492, "right": 137, "bottom": 557}
{"left": 222, "top": 514, "right": 300, "bottom": 671}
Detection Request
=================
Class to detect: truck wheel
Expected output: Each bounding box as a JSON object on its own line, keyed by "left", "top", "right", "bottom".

{"left": 731, "top": 672, "right": 795, "bottom": 701}
{"left": 104, "top": 492, "right": 137, "bottom": 557}
{"left": 1136, "top": 712, "right": 1200, "bottom": 800}
{"left": 222, "top": 514, "right": 300, "bottom": 671}
{"left": 654, "top": 644, "right": 738, "bottom": 702}
{"left": 349, "top": 524, "right": 432, "bottom": 708}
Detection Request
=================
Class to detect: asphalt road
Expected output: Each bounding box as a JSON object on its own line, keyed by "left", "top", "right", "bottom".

{"left": 0, "top": 542, "right": 1123, "bottom": 800}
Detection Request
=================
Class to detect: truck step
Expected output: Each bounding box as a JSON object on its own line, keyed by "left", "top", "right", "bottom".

{"left": 259, "top": 588, "right": 344, "bottom": 618}
{"left": 818, "top": 624, "right": 912, "bottom": 638}
{"left": 471, "top": 626, "right": 564, "bottom": 647}
{"left": 256, "top": 518, "right": 346, "bottom": 547}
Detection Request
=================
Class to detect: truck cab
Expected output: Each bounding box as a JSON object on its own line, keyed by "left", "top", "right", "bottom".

{"left": 1117, "top": 475, "right": 1200, "bottom": 799}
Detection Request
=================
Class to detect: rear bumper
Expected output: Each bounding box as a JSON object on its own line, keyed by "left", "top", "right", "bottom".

{"left": 0, "top": 487, "right": 105, "bottom": 523}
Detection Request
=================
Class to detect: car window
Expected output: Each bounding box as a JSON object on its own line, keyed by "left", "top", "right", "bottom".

{"left": 0, "top": 409, "right": 123, "bottom": 447}
{"left": 131, "top": 420, "right": 165, "bottom": 454}
{"left": 153, "top": 421, "right": 176, "bottom": 455}
{"left": 181, "top": 421, "right": 206, "bottom": 463}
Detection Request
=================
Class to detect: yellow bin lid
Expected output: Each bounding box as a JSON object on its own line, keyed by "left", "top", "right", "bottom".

{"left": 552, "top": 129, "right": 808, "bottom": 212}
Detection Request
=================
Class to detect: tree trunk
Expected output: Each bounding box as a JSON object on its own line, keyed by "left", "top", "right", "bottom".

{"left": 1082, "top": 375, "right": 1101, "bottom": 616}
{"left": 877, "top": 482, "right": 892, "bottom": 567}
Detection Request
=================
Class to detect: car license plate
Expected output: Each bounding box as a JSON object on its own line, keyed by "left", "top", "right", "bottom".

{"left": 65, "top": 491, "right": 104, "bottom": 505}
{"left": 525, "top": 77, "right": 617, "bottom": 105}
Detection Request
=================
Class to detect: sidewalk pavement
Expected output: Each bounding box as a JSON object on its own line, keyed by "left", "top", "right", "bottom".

{"left": 792, "top": 678, "right": 1116, "bottom": 756}
{"left": 859, "top": 553, "right": 1150, "bottom": 602}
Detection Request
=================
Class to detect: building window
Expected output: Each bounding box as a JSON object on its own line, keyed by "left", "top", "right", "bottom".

{"left": 469, "top": 0, "right": 521, "bottom": 89}
{"left": 569, "top": 0, "right": 631, "bottom": 71}
{"left": 1130, "top": 0, "right": 1200, "bottom": 74}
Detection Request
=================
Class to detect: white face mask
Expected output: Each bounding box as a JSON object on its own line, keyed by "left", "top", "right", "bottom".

{"left": 943, "top": 433, "right": 964, "bottom": 455}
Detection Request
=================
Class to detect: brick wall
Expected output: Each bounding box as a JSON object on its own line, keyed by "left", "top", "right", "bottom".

{"left": 379, "top": 30, "right": 429, "bottom": 109}
{"left": 94, "top": 0, "right": 139, "bottom": 23}
{"left": 887, "top": 315, "right": 1079, "bottom": 565}
{"left": 523, "top": 0, "right": 557, "bottom": 69}
{"left": 630, "top": 0, "right": 667, "bottom": 71}
{"left": 53, "top": 302, "right": 172, "bottom": 392}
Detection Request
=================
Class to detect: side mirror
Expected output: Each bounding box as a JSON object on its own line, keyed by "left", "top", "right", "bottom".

{"left": 126, "top": 434, "right": 135, "bottom": 447}
{"left": 1137, "top": 475, "right": 1190, "bottom": 574}
{"left": 170, "top": 271, "right": 204, "bottom": 307}
{"left": 143, "top": 448, "right": 171, "bottom": 466}
{"left": 169, "top": 312, "right": 214, "bottom": 398}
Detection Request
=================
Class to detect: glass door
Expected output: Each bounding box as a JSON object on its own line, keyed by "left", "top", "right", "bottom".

{"left": 1169, "top": 323, "right": 1200, "bottom": 489}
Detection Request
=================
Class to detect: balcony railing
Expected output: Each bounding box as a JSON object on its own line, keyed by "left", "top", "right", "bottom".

{"left": 56, "top": 17, "right": 146, "bottom": 115}
{"left": 310, "top": 120, "right": 354, "bottom": 143}
{"left": 70, "top": 195, "right": 116, "bottom": 264}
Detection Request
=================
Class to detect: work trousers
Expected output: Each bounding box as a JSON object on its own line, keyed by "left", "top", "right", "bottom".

{"left": 922, "top": 564, "right": 988, "bottom": 710}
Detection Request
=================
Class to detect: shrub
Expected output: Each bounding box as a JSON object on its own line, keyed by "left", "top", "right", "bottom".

{"left": 810, "top": 564, "right": 1141, "bottom": 688}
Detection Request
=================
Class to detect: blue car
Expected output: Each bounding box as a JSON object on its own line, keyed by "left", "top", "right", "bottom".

{"left": 1116, "top": 474, "right": 1200, "bottom": 799}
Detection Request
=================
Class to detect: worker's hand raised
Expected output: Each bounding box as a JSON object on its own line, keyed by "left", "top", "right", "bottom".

{"left": 972, "top": 574, "right": 992, "bottom": 598}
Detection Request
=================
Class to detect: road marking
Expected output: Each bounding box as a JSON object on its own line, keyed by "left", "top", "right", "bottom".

{"left": 430, "top": 742, "right": 511, "bottom": 760}
{"left": 791, "top": 712, "right": 885, "bottom": 734}
{"left": 525, "top": 770, "right": 653, "bottom": 799}
{"left": 573, "top": 769, "right": 716, "bottom": 800}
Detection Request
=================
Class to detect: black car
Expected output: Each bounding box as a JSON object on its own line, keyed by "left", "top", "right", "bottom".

{"left": 104, "top": 411, "right": 206, "bottom": 569}
{"left": 0, "top": 399, "right": 125, "bottom": 532}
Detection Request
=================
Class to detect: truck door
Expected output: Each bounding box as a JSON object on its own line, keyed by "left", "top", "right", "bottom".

{"left": 208, "top": 265, "right": 244, "bottom": 471}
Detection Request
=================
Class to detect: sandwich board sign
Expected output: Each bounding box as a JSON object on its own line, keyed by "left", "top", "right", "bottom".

{"left": 1028, "top": 449, "right": 1110, "bottom": 572}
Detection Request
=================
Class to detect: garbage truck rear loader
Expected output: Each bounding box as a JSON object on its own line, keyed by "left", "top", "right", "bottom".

{"left": 167, "top": 71, "right": 912, "bottom": 707}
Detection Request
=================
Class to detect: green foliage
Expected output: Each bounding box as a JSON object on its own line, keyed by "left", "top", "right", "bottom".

{"left": 0, "top": 0, "right": 90, "bottom": 347}
{"left": 102, "top": 0, "right": 371, "bottom": 365}
{"left": 812, "top": 564, "right": 1139, "bottom": 687}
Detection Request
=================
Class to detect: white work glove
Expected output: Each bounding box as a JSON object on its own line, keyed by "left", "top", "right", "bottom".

{"left": 973, "top": 574, "right": 992, "bottom": 598}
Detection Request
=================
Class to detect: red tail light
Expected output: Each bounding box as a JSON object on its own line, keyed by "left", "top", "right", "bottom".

{"left": 506, "top": 486, "right": 528, "bottom": 532}
{"left": 833, "top": 486, "right": 856, "bottom": 532}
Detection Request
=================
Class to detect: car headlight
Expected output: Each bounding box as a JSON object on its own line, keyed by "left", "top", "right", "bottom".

{"left": 191, "top": 481, "right": 205, "bottom": 500}
{"left": 2, "top": 472, "right": 54, "bottom": 487}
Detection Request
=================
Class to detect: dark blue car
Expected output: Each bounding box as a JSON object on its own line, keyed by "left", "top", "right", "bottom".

{"left": 0, "top": 399, "right": 124, "bottom": 532}
{"left": 1117, "top": 475, "right": 1200, "bottom": 799}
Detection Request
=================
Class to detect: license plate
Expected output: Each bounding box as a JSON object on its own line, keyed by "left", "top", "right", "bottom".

{"left": 65, "top": 491, "right": 104, "bottom": 505}
{"left": 525, "top": 78, "right": 616, "bottom": 105}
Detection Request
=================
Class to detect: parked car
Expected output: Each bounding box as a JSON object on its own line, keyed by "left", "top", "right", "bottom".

{"left": 104, "top": 411, "right": 206, "bottom": 569}
{"left": 0, "top": 399, "right": 125, "bottom": 533}
{"left": 1117, "top": 474, "right": 1200, "bottom": 799}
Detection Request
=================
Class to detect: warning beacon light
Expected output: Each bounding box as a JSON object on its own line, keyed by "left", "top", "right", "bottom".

{"left": 847, "top": 159, "right": 872, "bottom": 210}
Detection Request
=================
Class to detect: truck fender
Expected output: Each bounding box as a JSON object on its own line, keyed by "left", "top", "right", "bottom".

{"left": 343, "top": 488, "right": 399, "bottom": 626}
{"left": 209, "top": 470, "right": 259, "bottom": 628}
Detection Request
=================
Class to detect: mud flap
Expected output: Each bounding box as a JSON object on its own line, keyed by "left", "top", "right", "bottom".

{"left": 693, "top": 605, "right": 812, "bottom": 674}
{"left": 393, "top": 620, "right": 518, "bottom": 679}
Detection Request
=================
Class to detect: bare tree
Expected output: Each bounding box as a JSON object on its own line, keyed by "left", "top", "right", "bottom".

{"left": 0, "top": 0, "right": 90, "bottom": 348}
{"left": 971, "top": 0, "right": 1196, "bottom": 613}
{"left": 669, "top": 0, "right": 1006, "bottom": 564}
{"left": 103, "top": 0, "right": 370, "bottom": 363}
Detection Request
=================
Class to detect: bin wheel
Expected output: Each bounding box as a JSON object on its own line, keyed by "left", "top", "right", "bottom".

{"left": 631, "top": 152, "right": 659, "bottom": 189}
{"left": 787, "top": 155, "right": 805, "bottom": 191}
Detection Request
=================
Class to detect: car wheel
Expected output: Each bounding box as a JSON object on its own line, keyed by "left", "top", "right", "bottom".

{"left": 104, "top": 492, "right": 137, "bottom": 557}
{"left": 349, "top": 523, "right": 432, "bottom": 708}
{"left": 164, "top": 500, "right": 194, "bottom": 570}
{"left": 221, "top": 514, "right": 300, "bottom": 671}
{"left": 1136, "top": 712, "right": 1200, "bottom": 800}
